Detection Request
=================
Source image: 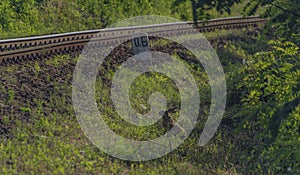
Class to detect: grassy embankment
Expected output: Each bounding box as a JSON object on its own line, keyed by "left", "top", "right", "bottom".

{"left": 0, "top": 28, "right": 259, "bottom": 174}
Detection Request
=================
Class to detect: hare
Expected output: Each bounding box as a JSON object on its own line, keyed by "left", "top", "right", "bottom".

{"left": 160, "top": 107, "right": 187, "bottom": 139}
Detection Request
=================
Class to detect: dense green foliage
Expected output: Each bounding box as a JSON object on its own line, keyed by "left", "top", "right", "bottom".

{"left": 0, "top": 0, "right": 248, "bottom": 39}
{"left": 173, "top": 0, "right": 242, "bottom": 24}
{"left": 243, "top": 0, "right": 300, "bottom": 45}
{"left": 232, "top": 40, "right": 300, "bottom": 174}
{"left": 0, "top": 0, "right": 193, "bottom": 39}
{"left": 224, "top": 1, "right": 300, "bottom": 173}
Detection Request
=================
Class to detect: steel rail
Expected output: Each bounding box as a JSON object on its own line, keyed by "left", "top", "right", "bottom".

{"left": 0, "top": 16, "right": 267, "bottom": 65}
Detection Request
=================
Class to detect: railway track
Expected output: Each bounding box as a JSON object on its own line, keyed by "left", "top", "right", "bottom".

{"left": 0, "top": 16, "right": 267, "bottom": 65}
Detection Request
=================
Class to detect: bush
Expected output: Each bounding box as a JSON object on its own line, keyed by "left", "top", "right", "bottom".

{"left": 235, "top": 39, "right": 300, "bottom": 174}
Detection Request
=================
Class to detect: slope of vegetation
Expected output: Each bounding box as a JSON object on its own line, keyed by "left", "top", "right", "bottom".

{"left": 0, "top": 34, "right": 252, "bottom": 174}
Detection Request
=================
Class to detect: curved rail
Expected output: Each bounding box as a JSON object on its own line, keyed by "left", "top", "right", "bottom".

{"left": 0, "top": 16, "right": 267, "bottom": 65}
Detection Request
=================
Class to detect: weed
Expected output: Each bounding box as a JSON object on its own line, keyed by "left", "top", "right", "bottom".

{"left": 7, "top": 90, "right": 15, "bottom": 103}
{"left": 34, "top": 61, "right": 40, "bottom": 78}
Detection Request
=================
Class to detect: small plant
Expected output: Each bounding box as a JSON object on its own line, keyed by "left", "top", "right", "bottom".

{"left": 34, "top": 61, "right": 41, "bottom": 78}
{"left": 46, "top": 74, "right": 51, "bottom": 83}
{"left": 20, "top": 107, "right": 31, "bottom": 113}
{"left": 2, "top": 116, "right": 10, "bottom": 125}
{"left": 7, "top": 89, "right": 15, "bottom": 103}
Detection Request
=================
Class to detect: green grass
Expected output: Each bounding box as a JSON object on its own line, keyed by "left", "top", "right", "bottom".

{"left": 0, "top": 0, "right": 261, "bottom": 40}
{"left": 0, "top": 30, "right": 261, "bottom": 174}
{"left": 0, "top": 56, "right": 223, "bottom": 174}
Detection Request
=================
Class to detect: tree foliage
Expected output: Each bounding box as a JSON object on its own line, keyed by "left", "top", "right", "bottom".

{"left": 173, "top": 0, "right": 241, "bottom": 24}
{"left": 243, "top": 0, "right": 300, "bottom": 44}
{"left": 236, "top": 40, "right": 300, "bottom": 174}
{"left": 0, "top": 0, "right": 193, "bottom": 39}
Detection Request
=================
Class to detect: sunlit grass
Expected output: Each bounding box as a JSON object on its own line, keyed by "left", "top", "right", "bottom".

{"left": 0, "top": 29, "right": 259, "bottom": 174}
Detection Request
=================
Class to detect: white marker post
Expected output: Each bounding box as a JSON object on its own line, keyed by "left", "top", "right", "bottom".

{"left": 132, "top": 33, "right": 151, "bottom": 63}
